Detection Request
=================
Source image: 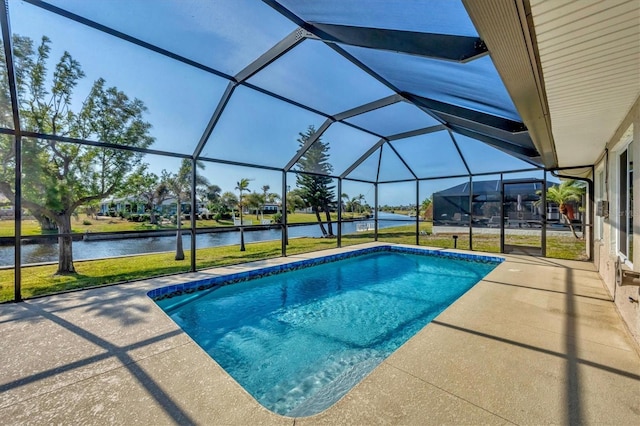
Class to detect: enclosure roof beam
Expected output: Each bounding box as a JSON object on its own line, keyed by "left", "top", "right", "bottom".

{"left": 448, "top": 130, "right": 472, "bottom": 175}
{"left": 447, "top": 125, "right": 541, "bottom": 167}
{"left": 194, "top": 28, "right": 310, "bottom": 159}
{"left": 385, "top": 142, "right": 418, "bottom": 180}
{"left": 192, "top": 82, "right": 236, "bottom": 160}
{"left": 25, "top": 0, "right": 234, "bottom": 81}
{"left": 311, "top": 23, "right": 488, "bottom": 63}
{"left": 386, "top": 125, "right": 447, "bottom": 141}
{"left": 332, "top": 94, "right": 404, "bottom": 121}
{"left": 405, "top": 93, "right": 528, "bottom": 133}
{"left": 341, "top": 138, "right": 386, "bottom": 179}
{"left": 234, "top": 27, "right": 310, "bottom": 83}
{"left": 284, "top": 119, "right": 334, "bottom": 172}
{"left": 22, "top": 131, "right": 192, "bottom": 159}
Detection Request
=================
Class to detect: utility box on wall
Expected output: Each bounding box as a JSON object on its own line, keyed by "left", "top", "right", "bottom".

{"left": 596, "top": 200, "right": 609, "bottom": 218}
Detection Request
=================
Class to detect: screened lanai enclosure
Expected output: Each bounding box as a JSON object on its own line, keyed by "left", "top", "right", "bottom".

{"left": 0, "top": 1, "right": 591, "bottom": 302}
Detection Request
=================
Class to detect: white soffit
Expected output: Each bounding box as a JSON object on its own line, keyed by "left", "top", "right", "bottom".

{"left": 529, "top": 0, "right": 640, "bottom": 168}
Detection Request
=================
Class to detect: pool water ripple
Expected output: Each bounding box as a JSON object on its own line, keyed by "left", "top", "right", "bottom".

{"left": 154, "top": 248, "right": 501, "bottom": 416}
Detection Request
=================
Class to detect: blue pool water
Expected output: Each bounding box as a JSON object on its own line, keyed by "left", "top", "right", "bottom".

{"left": 152, "top": 247, "right": 501, "bottom": 417}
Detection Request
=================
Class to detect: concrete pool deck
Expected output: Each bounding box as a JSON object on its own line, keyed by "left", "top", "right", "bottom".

{"left": 1, "top": 243, "right": 638, "bottom": 425}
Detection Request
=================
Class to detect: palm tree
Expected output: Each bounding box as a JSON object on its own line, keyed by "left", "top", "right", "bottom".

{"left": 421, "top": 196, "right": 433, "bottom": 221}
{"left": 235, "top": 178, "right": 250, "bottom": 251}
{"left": 341, "top": 192, "right": 350, "bottom": 216}
{"left": 539, "top": 180, "right": 585, "bottom": 239}
{"left": 356, "top": 194, "right": 365, "bottom": 215}
{"left": 261, "top": 184, "right": 270, "bottom": 220}
{"left": 163, "top": 160, "right": 209, "bottom": 260}
{"left": 245, "top": 192, "right": 263, "bottom": 220}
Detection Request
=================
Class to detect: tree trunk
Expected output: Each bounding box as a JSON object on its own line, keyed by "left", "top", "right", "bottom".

{"left": 149, "top": 205, "right": 157, "bottom": 225}
{"left": 175, "top": 201, "right": 184, "bottom": 260}
{"left": 562, "top": 213, "right": 580, "bottom": 239}
{"left": 560, "top": 203, "right": 580, "bottom": 239}
{"left": 314, "top": 206, "right": 327, "bottom": 236}
{"left": 323, "top": 204, "right": 334, "bottom": 236}
{"left": 56, "top": 214, "right": 76, "bottom": 274}
{"left": 33, "top": 211, "right": 58, "bottom": 231}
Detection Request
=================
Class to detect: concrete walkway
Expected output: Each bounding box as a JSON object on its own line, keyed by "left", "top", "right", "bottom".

{"left": 1, "top": 243, "right": 638, "bottom": 425}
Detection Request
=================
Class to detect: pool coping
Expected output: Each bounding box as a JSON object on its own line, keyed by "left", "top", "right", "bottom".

{"left": 2, "top": 242, "right": 638, "bottom": 425}
{"left": 147, "top": 244, "right": 504, "bottom": 302}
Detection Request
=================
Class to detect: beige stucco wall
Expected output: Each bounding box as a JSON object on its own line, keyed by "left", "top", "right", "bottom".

{"left": 594, "top": 96, "right": 640, "bottom": 346}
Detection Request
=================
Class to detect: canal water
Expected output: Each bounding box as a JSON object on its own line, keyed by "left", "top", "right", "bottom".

{"left": 1, "top": 213, "right": 414, "bottom": 266}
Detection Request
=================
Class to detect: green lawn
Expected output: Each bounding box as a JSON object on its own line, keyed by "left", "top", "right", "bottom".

{"left": 0, "top": 223, "right": 587, "bottom": 303}
{"left": 0, "top": 212, "right": 368, "bottom": 237}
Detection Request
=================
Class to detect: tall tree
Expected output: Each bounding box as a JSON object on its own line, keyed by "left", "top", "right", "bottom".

{"left": 196, "top": 183, "right": 221, "bottom": 219}
{"left": 261, "top": 184, "right": 270, "bottom": 219}
{"left": 341, "top": 192, "right": 350, "bottom": 216}
{"left": 235, "top": 178, "right": 250, "bottom": 251}
{"left": 162, "top": 159, "right": 209, "bottom": 260}
{"left": 199, "top": 184, "right": 221, "bottom": 204}
{"left": 243, "top": 191, "right": 262, "bottom": 220}
{"left": 0, "top": 35, "right": 154, "bottom": 274}
{"left": 220, "top": 191, "right": 238, "bottom": 214}
{"left": 294, "top": 126, "right": 336, "bottom": 236}
{"left": 128, "top": 168, "right": 168, "bottom": 225}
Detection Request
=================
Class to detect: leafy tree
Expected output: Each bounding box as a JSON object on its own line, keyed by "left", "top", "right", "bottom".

{"left": 245, "top": 191, "right": 263, "bottom": 220}
{"left": 219, "top": 191, "right": 238, "bottom": 215}
{"left": 128, "top": 168, "right": 169, "bottom": 225}
{"left": 195, "top": 183, "right": 221, "bottom": 219}
{"left": 294, "top": 126, "right": 336, "bottom": 236}
{"left": 285, "top": 188, "right": 305, "bottom": 214}
{"left": 81, "top": 201, "right": 100, "bottom": 220}
{"left": 0, "top": 35, "right": 154, "bottom": 274}
{"left": 199, "top": 184, "right": 221, "bottom": 204}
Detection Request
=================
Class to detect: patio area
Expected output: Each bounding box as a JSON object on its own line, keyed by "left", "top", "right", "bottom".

{"left": 1, "top": 243, "right": 638, "bottom": 425}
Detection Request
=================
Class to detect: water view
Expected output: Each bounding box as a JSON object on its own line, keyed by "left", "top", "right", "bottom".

{"left": 1, "top": 213, "right": 414, "bottom": 266}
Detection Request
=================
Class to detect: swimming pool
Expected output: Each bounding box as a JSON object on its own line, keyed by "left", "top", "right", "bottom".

{"left": 150, "top": 246, "right": 502, "bottom": 417}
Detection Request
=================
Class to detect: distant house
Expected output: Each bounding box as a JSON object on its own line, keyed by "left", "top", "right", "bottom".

{"left": 99, "top": 197, "right": 146, "bottom": 216}
{"left": 263, "top": 203, "right": 279, "bottom": 213}
{"left": 99, "top": 196, "right": 206, "bottom": 217}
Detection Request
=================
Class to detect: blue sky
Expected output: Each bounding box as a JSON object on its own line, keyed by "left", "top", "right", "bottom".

{"left": 7, "top": 0, "right": 551, "bottom": 206}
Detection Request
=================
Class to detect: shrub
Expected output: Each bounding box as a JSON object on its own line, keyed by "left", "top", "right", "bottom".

{"left": 127, "top": 214, "right": 150, "bottom": 222}
{"left": 214, "top": 212, "right": 232, "bottom": 221}
{"left": 82, "top": 219, "right": 92, "bottom": 226}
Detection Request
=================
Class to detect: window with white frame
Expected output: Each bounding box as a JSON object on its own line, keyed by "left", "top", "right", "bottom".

{"left": 595, "top": 167, "right": 604, "bottom": 241}
{"left": 618, "top": 141, "right": 633, "bottom": 261}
